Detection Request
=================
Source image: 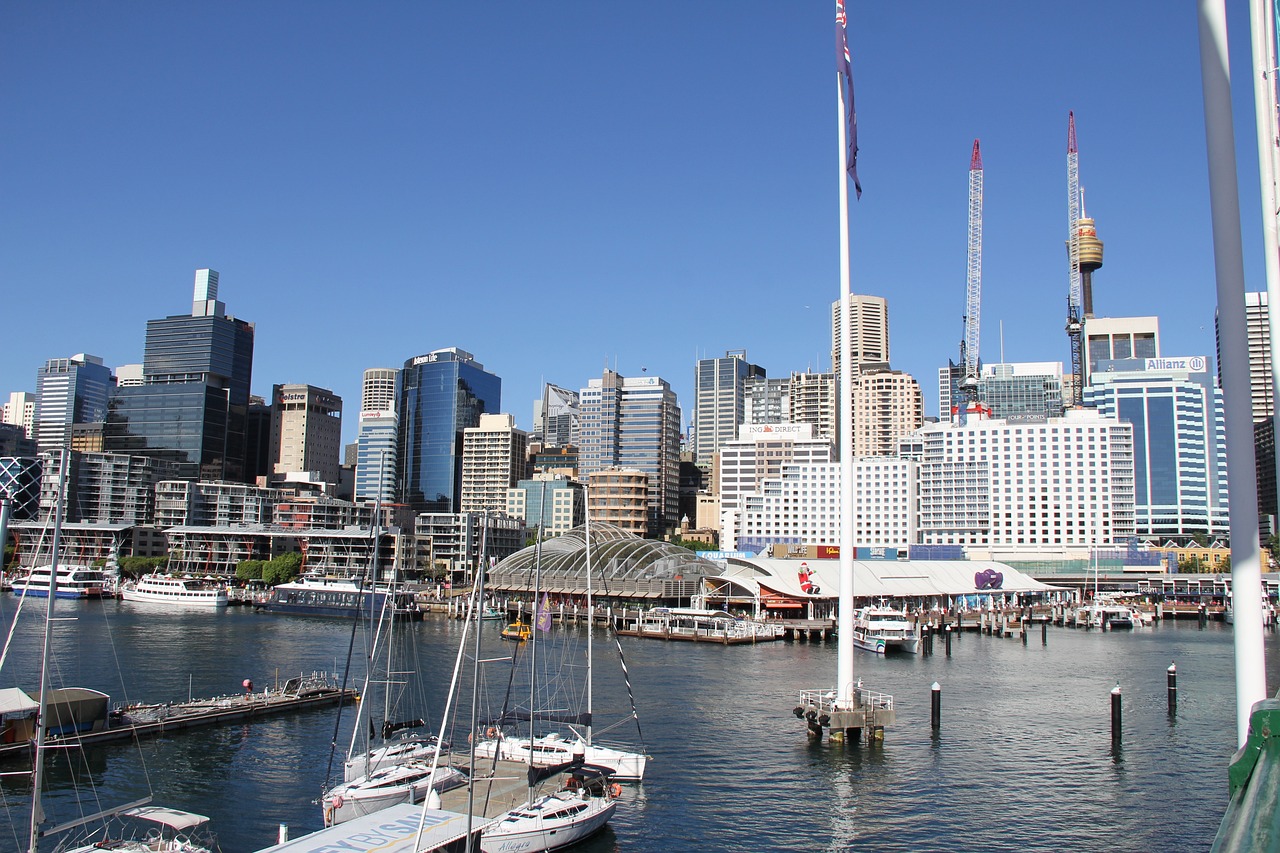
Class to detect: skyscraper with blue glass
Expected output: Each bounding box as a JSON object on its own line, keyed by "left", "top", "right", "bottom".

{"left": 398, "top": 348, "right": 500, "bottom": 513}
{"left": 1083, "top": 354, "right": 1228, "bottom": 542}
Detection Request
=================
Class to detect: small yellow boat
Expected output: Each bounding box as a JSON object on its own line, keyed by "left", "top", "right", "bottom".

{"left": 500, "top": 620, "right": 531, "bottom": 642}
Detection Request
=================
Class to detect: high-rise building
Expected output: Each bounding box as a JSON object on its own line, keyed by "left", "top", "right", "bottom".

{"left": 34, "top": 354, "right": 112, "bottom": 452}
{"left": 460, "top": 413, "right": 528, "bottom": 514}
{"left": 362, "top": 368, "right": 399, "bottom": 413}
{"left": 1084, "top": 354, "right": 1228, "bottom": 542}
{"left": 104, "top": 269, "right": 255, "bottom": 481}
{"left": 270, "top": 384, "right": 343, "bottom": 483}
{"left": 398, "top": 348, "right": 501, "bottom": 513}
{"left": 717, "top": 423, "right": 833, "bottom": 547}
{"left": 744, "top": 375, "right": 790, "bottom": 426}
{"left": 789, "top": 372, "right": 835, "bottom": 439}
{"left": 533, "top": 384, "right": 580, "bottom": 448}
{"left": 904, "top": 408, "right": 1134, "bottom": 547}
{"left": 831, "top": 295, "right": 890, "bottom": 373}
{"left": 851, "top": 367, "right": 923, "bottom": 458}
{"left": 507, "top": 474, "right": 583, "bottom": 535}
{"left": 579, "top": 370, "right": 682, "bottom": 536}
{"left": 977, "top": 362, "right": 1065, "bottom": 421}
{"left": 1083, "top": 316, "right": 1159, "bottom": 385}
{"left": 1225, "top": 292, "right": 1274, "bottom": 423}
{"left": 585, "top": 468, "right": 649, "bottom": 536}
{"left": 735, "top": 457, "right": 916, "bottom": 552}
{"left": 693, "top": 350, "right": 763, "bottom": 467}
{"left": 3, "top": 391, "right": 36, "bottom": 439}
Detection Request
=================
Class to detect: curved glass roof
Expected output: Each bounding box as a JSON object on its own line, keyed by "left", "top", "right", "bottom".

{"left": 488, "top": 523, "right": 724, "bottom": 595}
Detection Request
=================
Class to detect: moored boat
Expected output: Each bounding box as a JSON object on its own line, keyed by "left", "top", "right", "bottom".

{"left": 121, "top": 574, "right": 228, "bottom": 607}
{"left": 262, "top": 575, "right": 421, "bottom": 620}
{"left": 322, "top": 761, "right": 467, "bottom": 827}
{"left": 472, "top": 732, "right": 648, "bottom": 783}
{"left": 10, "top": 564, "right": 109, "bottom": 599}
{"left": 501, "top": 620, "right": 531, "bottom": 641}
{"left": 480, "top": 764, "right": 620, "bottom": 853}
{"left": 850, "top": 606, "right": 920, "bottom": 654}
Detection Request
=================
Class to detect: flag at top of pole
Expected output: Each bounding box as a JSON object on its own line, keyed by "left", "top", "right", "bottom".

{"left": 836, "top": 0, "right": 861, "bottom": 198}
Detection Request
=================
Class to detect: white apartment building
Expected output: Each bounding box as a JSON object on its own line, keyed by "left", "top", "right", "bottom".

{"left": 460, "top": 413, "right": 528, "bottom": 514}
{"left": 734, "top": 457, "right": 916, "bottom": 551}
{"left": 905, "top": 408, "right": 1134, "bottom": 547}
{"left": 717, "top": 423, "right": 833, "bottom": 544}
{"left": 3, "top": 391, "right": 35, "bottom": 438}
{"left": 789, "top": 372, "right": 835, "bottom": 440}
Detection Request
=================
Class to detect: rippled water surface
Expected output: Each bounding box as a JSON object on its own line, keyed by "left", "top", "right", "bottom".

{"left": 1, "top": 598, "right": 1275, "bottom": 852}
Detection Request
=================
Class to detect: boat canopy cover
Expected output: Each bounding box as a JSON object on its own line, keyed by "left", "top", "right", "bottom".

{"left": 0, "top": 687, "right": 38, "bottom": 718}
{"left": 121, "top": 806, "right": 211, "bottom": 831}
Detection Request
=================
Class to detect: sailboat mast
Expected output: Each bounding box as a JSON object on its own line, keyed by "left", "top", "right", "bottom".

{"left": 835, "top": 15, "right": 856, "bottom": 710}
{"left": 584, "top": 488, "right": 593, "bottom": 748}
{"left": 28, "top": 449, "right": 69, "bottom": 853}
{"left": 527, "top": 482, "right": 547, "bottom": 797}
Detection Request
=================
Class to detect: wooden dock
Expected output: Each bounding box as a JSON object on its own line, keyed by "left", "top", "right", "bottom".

{"left": 0, "top": 672, "right": 356, "bottom": 761}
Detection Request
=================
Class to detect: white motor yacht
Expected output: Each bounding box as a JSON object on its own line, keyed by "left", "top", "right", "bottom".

{"left": 851, "top": 606, "right": 920, "bottom": 654}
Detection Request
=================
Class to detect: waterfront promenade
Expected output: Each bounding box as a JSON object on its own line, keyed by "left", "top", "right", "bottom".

{"left": 0, "top": 599, "right": 1273, "bottom": 852}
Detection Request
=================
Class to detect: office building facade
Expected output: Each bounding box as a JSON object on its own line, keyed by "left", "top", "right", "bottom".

{"left": 270, "top": 384, "right": 343, "bottom": 483}
{"left": 105, "top": 269, "right": 255, "bottom": 481}
{"left": 398, "top": 348, "right": 501, "bottom": 513}
{"left": 3, "top": 391, "right": 36, "bottom": 439}
{"left": 717, "top": 423, "right": 833, "bottom": 547}
{"left": 789, "top": 372, "right": 835, "bottom": 440}
{"left": 831, "top": 295, "right": 890, "bottom": 373}
{"left": 579, "top": 371, "right": 682, "bottom": 536}
{"left": 852, "top": 367, "right": 923, "bottom": 458}
{"left": 533, "top": 384, "right": 580, "bottom": 448}
{"left": 693, "top": 350, "right": 764, "bottom": 467}
{"left": 977, "top": 362, "right": 1066, "bottom": 421}
{"left": 34, "top": 354, "right": 112, "bottom": 452}
{"left": 744, "top": 375, "right": 790, "bottom": 426}
{"left": 1084, "top": 355, "right": 1229, "bottom": 542}
{"left": 507, "top": 475, "right": 584, "bottom": 536}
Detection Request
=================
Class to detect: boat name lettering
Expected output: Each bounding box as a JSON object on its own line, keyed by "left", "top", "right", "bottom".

{"left": 303, "top": 815, "right": 447, "bottom": 852}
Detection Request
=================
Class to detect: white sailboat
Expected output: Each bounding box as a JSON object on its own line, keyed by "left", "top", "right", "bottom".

{"left": 321, "top": 497, "right": 453, "bottom": 827}
{"left": 16, "top": 451, "right": 219, "bottom": 853}
{"left": 473, "top": 501, "right": 649, "bottom": 781}
{"left": 480, "top": 512, "right": 619, "bottom": 853}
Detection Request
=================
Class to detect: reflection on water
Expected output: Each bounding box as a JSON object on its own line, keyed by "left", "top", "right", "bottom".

{"left": 0, "top": 600, "right": 1268, "bottom": 852}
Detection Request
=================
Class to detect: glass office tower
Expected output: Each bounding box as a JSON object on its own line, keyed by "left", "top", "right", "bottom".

{"left": 105, "top": 270, "right": 255, "bottom": 481}
{"left": 398, "top": 348, "right": 500, "bottom": 513}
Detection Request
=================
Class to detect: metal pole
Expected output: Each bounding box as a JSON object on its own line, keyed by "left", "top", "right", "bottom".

{"left": 1167, "top": 661, "right": 1178, "bottom": 714}
{"left": 835, "top": 66, "right": 856, "bottom": 711}
{"left": 1199, "top": 0, "right": 1269, "bottom": 747}
{"left": 930, "top": 682, "right": 941, "bottom": 731}
{"left": 1110, "top": 683, "right": 1122, "bottom": 745}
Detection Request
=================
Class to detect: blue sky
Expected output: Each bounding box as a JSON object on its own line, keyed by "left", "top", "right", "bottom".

{"left": 0, "top": 3, "right": 1265, "bottom": 445}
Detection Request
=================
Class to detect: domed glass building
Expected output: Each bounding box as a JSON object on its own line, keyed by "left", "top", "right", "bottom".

{"left": 486, "top": 523, "right": 724, "bottom": 605}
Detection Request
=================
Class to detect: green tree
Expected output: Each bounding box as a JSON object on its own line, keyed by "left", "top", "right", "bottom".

{"left": 263, "top": 551, "right": 303, "bottom": 586}
{"left": 236, "top": 560, "right": 265, "bottom": 582}
{"left": 118, "top": 556, "right": 169, "bottom": 577}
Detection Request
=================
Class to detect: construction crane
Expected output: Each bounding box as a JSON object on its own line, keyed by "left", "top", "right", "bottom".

{"left": 1065, "top": 112, "right": 1105, "bottom": 407}
{"left": 957, "top": 139, "right": 984, "bottom": 420}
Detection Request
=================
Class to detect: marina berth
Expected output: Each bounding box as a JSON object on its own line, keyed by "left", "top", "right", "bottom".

{"left": 120, "top": 574, "right": 229, "bottom": 607}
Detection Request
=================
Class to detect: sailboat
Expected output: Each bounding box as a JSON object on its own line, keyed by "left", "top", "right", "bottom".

{"left": 319, "top": 502, "right": 461, "bottom": 827}
{"left": 479, "top": 515, "right": 619, "bottom": 853}
{"left": 473, "top": 505, "right": 649, "bottom": 781}
{"left": 16, "top": 451, "right": 219, "bottom": 853}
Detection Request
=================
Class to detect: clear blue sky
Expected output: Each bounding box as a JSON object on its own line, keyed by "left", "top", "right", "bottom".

{"left": 0, "top": 3, "right": 1265, "bottom": 445}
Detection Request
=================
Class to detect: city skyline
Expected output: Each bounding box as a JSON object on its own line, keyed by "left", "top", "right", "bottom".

{"left": 1, "top": 4, "right": 1265, "bottom": 445}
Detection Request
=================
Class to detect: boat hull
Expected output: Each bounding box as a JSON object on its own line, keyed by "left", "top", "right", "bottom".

{"left": 120, "top": 590, "right": 228, "bottom": 607}
{"left": 852, "top": 632, "right": 920, "bottom": 655}
{"left": 473, "top": 735, "right": 647, "bottom": 782}
{"left": 481, "top": 794, "right": 616, "bottom": 853}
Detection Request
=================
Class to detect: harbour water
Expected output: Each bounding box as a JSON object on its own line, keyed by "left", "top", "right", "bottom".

{"left": 1, "top": 599, "right": 1277, "bottom": 852}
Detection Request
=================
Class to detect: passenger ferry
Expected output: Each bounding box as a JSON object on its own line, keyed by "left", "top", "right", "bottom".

{"left": 262, "top": 575, "right": 422, "bottom": 620}
{"left": 10, "top": 564, "right": 109, "bottom": 599}
{"left": 850, "top": 605, "right": 920, "bottom": 654}
{"left": 120, "top": 574, "right": 229, "bottom": 607}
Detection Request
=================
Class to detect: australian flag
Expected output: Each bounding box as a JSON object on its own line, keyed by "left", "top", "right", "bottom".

{"left": 836, "top": 0, "right": 861, "bottom": 198}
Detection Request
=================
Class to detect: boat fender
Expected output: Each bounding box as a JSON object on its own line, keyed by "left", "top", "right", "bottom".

{"left": 332, "top": 795, "right": 343, "bottom": 808}
{"left": 609, "top": 783, "right": 623, "bottom": 799}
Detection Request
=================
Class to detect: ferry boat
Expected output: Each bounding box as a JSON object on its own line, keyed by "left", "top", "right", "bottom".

{"left": 850, "top": 605, "right": 920, "bottom": 654}
{"left": 120, "top": 574, "right": 229, "bottom": 607}
{"left": 262, "top": 575, "right": 422, "bottom": 620}
{"left": 615, "top": 607, "right": 785, "bottom": 644}
{"left": 10, "top": 564, "right": 109, "bottom": 599}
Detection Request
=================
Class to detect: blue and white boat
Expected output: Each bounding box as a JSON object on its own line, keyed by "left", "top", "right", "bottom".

{"left": 10, "top": 564, "right": 109, "bottom": 599}
{"left": 262, "top": 575, "right": 421, "bottom": 620}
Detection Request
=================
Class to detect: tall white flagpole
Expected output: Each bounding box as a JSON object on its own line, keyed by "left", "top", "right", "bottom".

{"left": 1198, "top": 0, "right": 1267, "bottom": 747}
{"left": 835, "top": 56, "right": 856, "bottom": 711}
